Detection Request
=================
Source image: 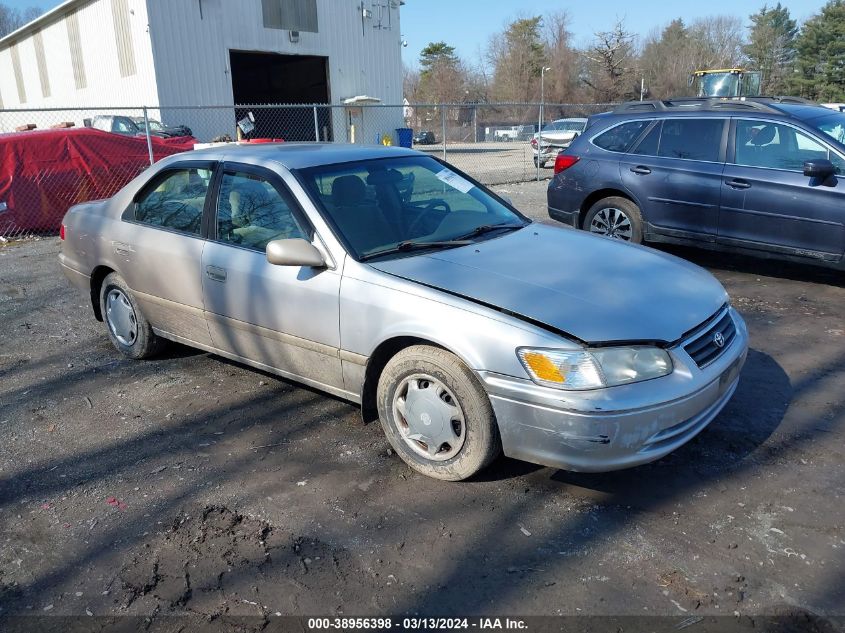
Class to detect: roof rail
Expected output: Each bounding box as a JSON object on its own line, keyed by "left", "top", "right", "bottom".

{"left": 613, "top": 98, "right": 792, "bottom": 114}
{"left": 750, "top": 95, "right": 817, "bottom": 105}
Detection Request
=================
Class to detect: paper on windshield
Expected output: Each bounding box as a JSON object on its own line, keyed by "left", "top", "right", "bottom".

{"left": 435, "top": 168, "right": 474, "bottom": 194}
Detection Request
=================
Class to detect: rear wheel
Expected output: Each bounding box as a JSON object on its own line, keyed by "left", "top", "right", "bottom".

{"left": 100, "top": 273, "right": 164, "bottom": 359}
{"left": 583, "top": 196, "right": 644, "bottom": 244}
{"left": 377, "top": 345, "right": 501, "bottom": 481}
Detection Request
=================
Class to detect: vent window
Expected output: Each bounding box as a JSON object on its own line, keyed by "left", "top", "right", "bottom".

{"left": 262, "top": 0, "right": 318, "bottom": 33}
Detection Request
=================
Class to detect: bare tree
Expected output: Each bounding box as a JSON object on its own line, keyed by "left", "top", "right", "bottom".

{"left": 688, "top": 15, "right": 746, "bottom": 70}
{"left": 542, "top": 11, "right": 585, "bottom": 104}
{"left": 0, "top": 3, "right": 42, "bottom": 38}
{"left": 581, "top": 20, "right": 639, "bottom": 102}
{"left": 487, "top": 15, "right": 547, "bottom": 103}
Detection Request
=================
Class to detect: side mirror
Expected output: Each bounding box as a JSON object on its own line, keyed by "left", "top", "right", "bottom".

{"left": 266, "top": 238, "right": 325, "bottom": 267}
{"left": 803, "top": 159, "right": 836, "bottom": 180}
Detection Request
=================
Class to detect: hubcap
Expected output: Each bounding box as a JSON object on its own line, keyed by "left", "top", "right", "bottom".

{"left": 106, "top": 289, "right": 138, "bottom": 346}
{"left": 589, "top": 207, "right": 633, "bottom": 240}
{"left": 392, "top": 374, "right": 466, "bottom": 462}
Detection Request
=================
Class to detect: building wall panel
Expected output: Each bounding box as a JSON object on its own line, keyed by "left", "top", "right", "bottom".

{"left": 0, "top": 0, "right": 157, "bottom": 118}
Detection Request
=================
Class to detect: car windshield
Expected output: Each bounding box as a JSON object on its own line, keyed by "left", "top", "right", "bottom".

{"left": 809, "top": 112, "right": 845, "bottom": 145}
{"left": 299, "top": 155, "right": 528, "bottom": 260}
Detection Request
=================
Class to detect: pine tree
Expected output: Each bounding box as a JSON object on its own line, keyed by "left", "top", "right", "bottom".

{"left": 744, "top": 3, "right": 798, "bottom": 95}
{"left": 791, "top": 0, "right": 845, "bottom": 101}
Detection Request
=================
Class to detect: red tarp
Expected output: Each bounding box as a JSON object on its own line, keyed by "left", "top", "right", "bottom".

{"left": 0, "top": 128, "right": 196, "bottom": 234}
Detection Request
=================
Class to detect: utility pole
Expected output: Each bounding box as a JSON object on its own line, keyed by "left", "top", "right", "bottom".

{"left": 538, "top": 66, "right": 551, "bottom": 182}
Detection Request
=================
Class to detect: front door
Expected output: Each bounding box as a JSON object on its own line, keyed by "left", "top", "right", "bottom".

{"left": 620, "top": 118, "right": 727, "bottom": 239}
{"left": 719, "top": 118, "right": 845, "bottom": 262}
{"left": 200, "top": 163, "right": 344, "bottom": 391}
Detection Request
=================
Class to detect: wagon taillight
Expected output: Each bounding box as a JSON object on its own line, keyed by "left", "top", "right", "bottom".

{"left": 60, "top": 224, "right": 66, "bottom": 240}
{"left": 554, "top": 154, "right": 580, "bottom": 174}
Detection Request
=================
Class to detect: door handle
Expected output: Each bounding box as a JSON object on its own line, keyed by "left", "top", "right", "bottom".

{"left": 206, "top": 265, "right": 227, "bottom": 282}
{"left": 725, "top": 179, "right": 751, "bottom": 190}
{"left": 630, "top": 166, "right": 651, "bottom": 175}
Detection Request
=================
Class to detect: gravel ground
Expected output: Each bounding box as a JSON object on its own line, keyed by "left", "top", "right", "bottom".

{"left": 1, "top": 183, "right": 843, "bottom": 629}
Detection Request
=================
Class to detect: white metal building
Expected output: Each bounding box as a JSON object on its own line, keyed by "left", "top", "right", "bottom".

{"left": 0, "top": 0, "right": 404, "bottom": 141}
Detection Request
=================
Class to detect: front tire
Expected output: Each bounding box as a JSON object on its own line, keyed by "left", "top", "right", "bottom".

{"left": 583, "top": 196, "right": 644, "bottom": 243}
{"left": 377, "top": 345, "right": 501, "bottom": 481}
{"left": 100, "top": 273, "right": 164, "bottom": 359}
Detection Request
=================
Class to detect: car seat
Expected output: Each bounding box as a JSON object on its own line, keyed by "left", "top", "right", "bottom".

{"left": 330, "top": 174, "right": 401, "bottom": 253}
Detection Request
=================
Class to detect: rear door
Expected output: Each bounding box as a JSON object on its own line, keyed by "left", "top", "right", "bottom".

{"left": 620, "top": 117, "right": 728, "bottom": 239}
{"left": 116, "top": 161, "right": 215, "bottom": 346}
{"left": 200, "top": 162, "right": 344, "bottom": 391}
{"left": 719, "top": 118, "right": 845, "bottom": 262}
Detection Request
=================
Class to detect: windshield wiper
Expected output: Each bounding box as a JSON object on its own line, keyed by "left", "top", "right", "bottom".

{"left": 453, "top": 222, "right": 526, "bottom": 241}
{"left": 360, "top": 239, "right": 473, "bottom": 262}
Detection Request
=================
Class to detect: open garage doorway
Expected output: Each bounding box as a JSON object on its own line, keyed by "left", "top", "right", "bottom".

{"left": 230, "top": 50, "right": 332, "bottom": 141}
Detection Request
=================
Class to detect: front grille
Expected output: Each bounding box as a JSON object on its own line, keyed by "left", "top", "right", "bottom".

{"left": 683, "top": 309, "right": 736, "bottom": 368}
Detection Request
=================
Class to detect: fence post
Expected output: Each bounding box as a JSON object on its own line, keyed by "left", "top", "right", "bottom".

{"left": 441, "top": 105, "right": 446, "bottom": 161}
{"left": 313, "top": 105, "right": 319, "bottom": 142}
{"left": 473, "top": 106, "right": 477, "bottom": 144}
{"left": 143, "top": 106, "right": 154, "bottom": 166}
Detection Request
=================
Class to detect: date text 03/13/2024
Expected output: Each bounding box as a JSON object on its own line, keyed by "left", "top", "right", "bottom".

{"left": 307, "top": 618, "right": 528, "bottom": 630}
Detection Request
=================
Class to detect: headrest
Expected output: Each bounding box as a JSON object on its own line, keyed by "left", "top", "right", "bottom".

{"left": 366, "top": 169, "right": 403, "bottom": 185}
{"left": 332, "top": 175, "right": 366, "bottom": 205}
{"left": 751, "top": 125, "right": 777, "bottom": 146}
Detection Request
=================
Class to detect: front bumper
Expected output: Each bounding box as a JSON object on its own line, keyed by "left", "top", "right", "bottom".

{"left": 480, "top": 308, "right": 749, "bottom": 472}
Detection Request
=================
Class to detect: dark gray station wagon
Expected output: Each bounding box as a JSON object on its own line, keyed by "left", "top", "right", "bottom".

{"left": 548, "top": 98, "right": 845, "bottom": 269}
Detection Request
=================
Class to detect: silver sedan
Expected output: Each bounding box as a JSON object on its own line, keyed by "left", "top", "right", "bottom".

{"left": 59, "top": 143, "right": 748, "bottom": 480}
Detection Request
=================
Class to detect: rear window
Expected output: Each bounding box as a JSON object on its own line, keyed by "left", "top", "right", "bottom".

{"left": 134, "top": 167, "right": 213, "bottom": 235}
{"left": 658, "top": 119, "right": 723, "bottom": 162}
{"left": 593, "top": 121, "right": 650, "bottom": 153}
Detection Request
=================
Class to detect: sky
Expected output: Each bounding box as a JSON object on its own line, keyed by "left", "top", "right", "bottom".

{"left": 398, "top": 0, "right": 831, "bottom": 69}
{"left": 4, "top": 0, "right": 832, "bottom": 69}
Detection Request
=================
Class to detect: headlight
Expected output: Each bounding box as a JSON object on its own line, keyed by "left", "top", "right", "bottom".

{"left": 517, "top": 346, "right": 673, "bottom": 390}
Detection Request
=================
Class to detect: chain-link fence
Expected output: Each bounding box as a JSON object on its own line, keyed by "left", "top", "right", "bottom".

{"left": 0, "top": 102, "right": 614, "bottom": 240}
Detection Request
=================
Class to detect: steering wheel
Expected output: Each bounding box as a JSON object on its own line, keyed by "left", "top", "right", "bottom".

{"left": 407, "top": 199, "right": 452, "bottom": 236}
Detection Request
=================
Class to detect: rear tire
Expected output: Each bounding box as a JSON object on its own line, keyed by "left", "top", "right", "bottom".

{"left": 583, "top": 196, "right": 644, "bottom": 244}
{"left": 377, "top": 345, "right": 501, "bottom": 481}
{"left": 100, "top": 273, "right": 164, "bottom": 359}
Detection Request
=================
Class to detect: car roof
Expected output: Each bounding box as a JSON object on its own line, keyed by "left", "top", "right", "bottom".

{"left": 552, "top": 117, "right": 588, "bottom": 123}
{"left": 589, "top": 100, "right": 840, "bottom": 130}
{"left": 179, "top": 142, "right": 421, "bottom": 170}
{"left": 774, "top": 103, "right": 840, "bottom": 121}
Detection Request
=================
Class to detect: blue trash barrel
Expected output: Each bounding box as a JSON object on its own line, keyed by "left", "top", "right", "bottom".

{"left": 396, "top": 128, "right": 413, "bottom": 148}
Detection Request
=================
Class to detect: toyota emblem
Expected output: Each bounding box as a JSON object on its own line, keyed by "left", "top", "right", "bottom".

{"left": 713, "top": 331, "right": 725, "bottom": 348}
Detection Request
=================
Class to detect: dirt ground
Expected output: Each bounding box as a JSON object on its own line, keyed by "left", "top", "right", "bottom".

{"left": 1, "top": 182, "right": 843, "bottom": 629}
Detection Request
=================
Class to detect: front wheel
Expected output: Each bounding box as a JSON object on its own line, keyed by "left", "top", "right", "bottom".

{"left": 583, "top": 196, "right": 644, "bottom": 244}
{"left": 377, "top": 345, "right": 501, "bottom": 481}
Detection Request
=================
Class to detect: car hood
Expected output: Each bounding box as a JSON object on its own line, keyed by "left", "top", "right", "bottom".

{"left": 369, "top": 224, "right": 728, "bottom": 344}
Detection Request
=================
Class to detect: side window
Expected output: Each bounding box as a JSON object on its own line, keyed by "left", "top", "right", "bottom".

{"left": 216, "top": 171, "right": 308, "bottom": 251}
{"left": 734, "top": 120, "right": 830, "bottom": 171}
{"left": 631, "top": 121, "right": 662, "bottom": 156}
{"left": 134, "top": 167, "right": 212, "bottom": 235}
{"left": 114, "top": 118, "right": 135, "bottom": 133}
{"left": 593, "top": 121, "right": 650, "bottom": 153}
{"left": 830, "top": 153, "right": 845, "bottom": 175}
{"left": 658, "top": 119, "right": 723, "bottom": 162}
